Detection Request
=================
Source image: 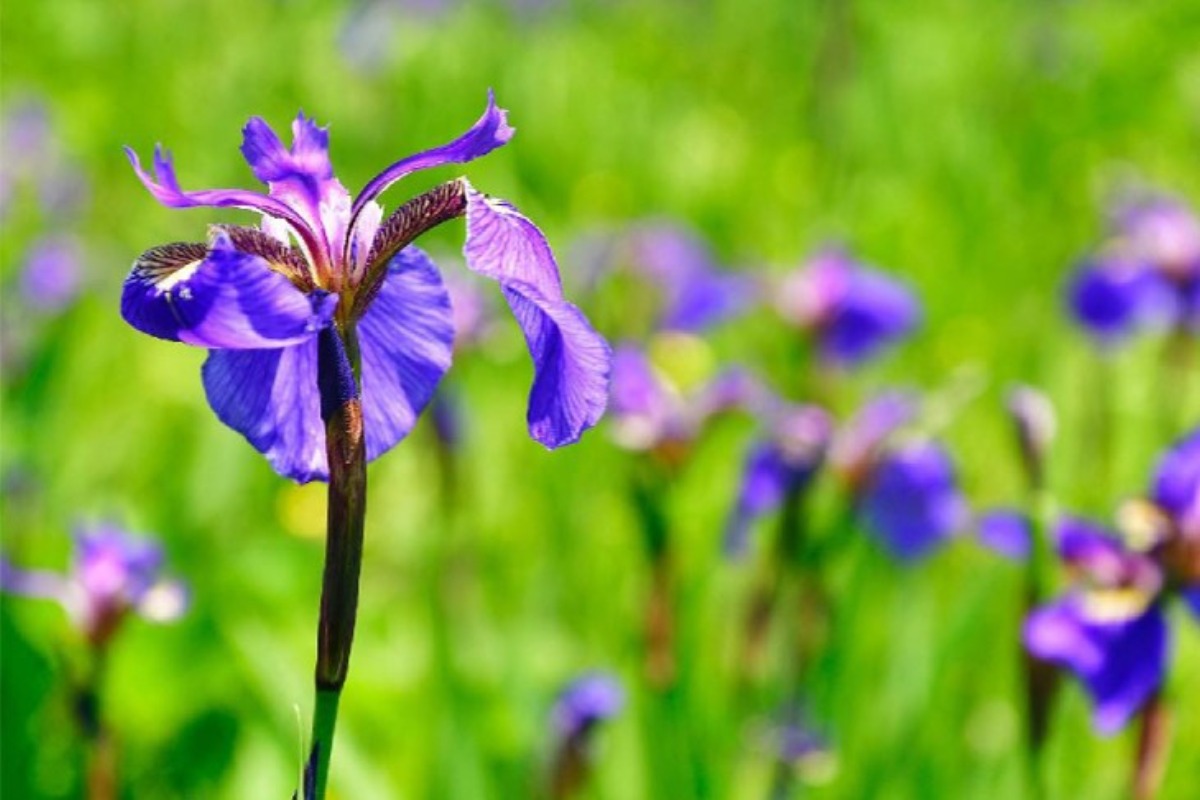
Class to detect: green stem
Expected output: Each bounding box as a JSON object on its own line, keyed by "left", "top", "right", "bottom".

{"left": 306, "top": 324, "right": 368, "bottom": 799}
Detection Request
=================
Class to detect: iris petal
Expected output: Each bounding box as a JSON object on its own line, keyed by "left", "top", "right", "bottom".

{"left": 1024, "top": 597, "right": 1167, "bottom": 735}
{"left": 357, "top": 246, "right": 455, "bottom": 461}
{"left": 122, "top": 231, "right": 335, "bottom": 349}
{"left": 724, "top": 442, "right": 791, "bottom": 557}
{"left": 464, "top": 186, "right": 609, "bottom": 447}
{"left": 201, "top": 341, "right": 328, "bottom": 483}
{"left": 351, "top": 91, "right": 513, "bottom": 221}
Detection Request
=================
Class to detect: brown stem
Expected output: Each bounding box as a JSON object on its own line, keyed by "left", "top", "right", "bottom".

{"left": 1133, "top": 692, "right": 1171, "bottom": 800}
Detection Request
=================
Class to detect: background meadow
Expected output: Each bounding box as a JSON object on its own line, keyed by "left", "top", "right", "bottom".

{"left": 3, "top": 0, "right": 1200, "bottom": 797}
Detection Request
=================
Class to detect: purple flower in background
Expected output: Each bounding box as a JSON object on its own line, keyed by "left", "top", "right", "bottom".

{"left": 1111, "top": 194, "right": 1200, "bottom": 284}
{"left": 1023, "top": 517, "right": 1170, "bottom": 734}
{"left": 724, "top": 403, "right": 832, "bottom": 556}
{"left": 122, "top": 92, "right": 610, "bottom": 482}
{"left": 977, "top": 509, "right": 1033, "bottom": 561}
{"left": 608, "top": 342, "right": 762, "bottom": 460}
{"left": 859, "top": 441, "right": 968, "bottom": 561}
{"left": 775, "top": 248, "right": 919, "bottom": 366}
{"left": 626, "top": 223, "right": 755, "bottom": 333}
{"left": 1, "top": 522, "right": 187, "bottom": 648}
{"left": 20, "top": 235, "right": 83, "bottom": 312}
{"left": 1064, "top": 253, "right": 1175, "bottom": 345}
{"left": 1025, "top": 428, "right": 1200, "bottom": 736}
{"left": 552, "top": 672, "right": 624, "bottom": 741}
{"left": 828, "top": 391, "right": 916, "bottom": 491}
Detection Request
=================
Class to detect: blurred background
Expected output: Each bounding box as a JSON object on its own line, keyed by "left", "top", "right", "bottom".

{"left": 3, "top": 0, "right": 1200, "bottom": 797}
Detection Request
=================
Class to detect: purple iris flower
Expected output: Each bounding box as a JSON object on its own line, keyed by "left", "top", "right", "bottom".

{"left": 20, "top": 235, "right": 83, "bottom": 312}
{"left": 1023, "top": 517, "right": 1172, "bottom": 734}
{"left": 121, "top": 93, "right": 610, "bottom": 482}
{"left": 774, "top": 248, "right": 919, "bottom": 367}
{"left": 976, "top": 509, "right": 1033, "bottom": 561}
{"left": 551, "top": 672, "right": 624, "bottom": 741}
{"left": 608, "top": 343, "right": 762, "bottom": 459}
{"left": 1, "top": 522, "right": 187, "bottom": 648}
{"left": 828, "top": 391, "right": 916, "bottom": 491}
{"left": 1111, "top": 194, "right": 1200, "bottom": 284}
{"left": 626, "top": 223, "right": 755, "bottom": 333}
{"left": 859, "top": 441, "right": 968, "bottom": 561}
{"left": 1064, "top": 253, "right": 1176, "bottom": 345}
{"left": 1151, "top": 427, "right": 1200, "bottom": 540}
{"left": 724, "top": 403, "right": 833, "bottom": 556}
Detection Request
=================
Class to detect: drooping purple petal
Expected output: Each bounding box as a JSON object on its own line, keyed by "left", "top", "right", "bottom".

{"left": 351, "top": 91, "right": 514, "bottom": 221}
{"left": 1065, "top": 256, "right": 1177, "bottom": 344}
{"left": 1024, "top": 596, "right": 1167, "bottom": 735}
{"left": 122, "top": 231, "right": 336, "bottom": 349}
{"left": 860, "top": 442, "right": 967, "bottom": 561}
{"left": 463, "top": 186, "right": 609, "bottom": 447}
{"left": 977, "top": 509, "right": 1033, "bottom": 561}
{"left": 820, "top": 269, "right": 920, "bottom": 365}
{"left": 357, "top": 246, "right": 454, "bottom": 461}
{"left": 201, "top": 341, "right": 328, "bottom": 483}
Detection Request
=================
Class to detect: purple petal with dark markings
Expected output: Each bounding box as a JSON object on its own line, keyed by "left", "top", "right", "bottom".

{"left": 122, "top": 231, "right": 335, "bottom": 349}
{"left": 357, "top": 246, "right": 454, "bottom": 461}
{"left": 464, "top": 187, "right": 609, "bottom": 447}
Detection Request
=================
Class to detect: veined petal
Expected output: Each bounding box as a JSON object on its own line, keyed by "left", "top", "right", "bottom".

{"left": 351, "top": 91, "right": 514, "bottom": 221}
{"left": 357, "top": 247, "right": 455, "bottom": 461}
{"left": 125, "top": 145, "right": 317, "bottom": 249}
{"left": 201, "top": 341, "right": 328, "bottom": 483}
{"left": 464, "top": 187, "right": 609, "bottom": 447}
{"left": 122, "top": 231, "right": 335, "bottom": 349}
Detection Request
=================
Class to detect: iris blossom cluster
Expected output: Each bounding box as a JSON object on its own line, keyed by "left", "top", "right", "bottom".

{"left": 773, "top": 247, "right": 919, "bottom": 367}
{"left": 0, "top": 522, "right": 187, "bottom": 648}
{"left": 1023, "top": 430, "right": 1200, "bottom": 733}
{"left": 1067, "top": 194, "right": 1200, "bottom": 345}
{"left": 121, "top": 93, "right": 609, "bottom": 482}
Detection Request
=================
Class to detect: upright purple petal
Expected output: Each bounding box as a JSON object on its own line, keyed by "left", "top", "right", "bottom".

{"left": 74, "top": 523, "right": 164, "bottom": 606}
{"left": 201, "top": 341, "right": 328, "bottom": 483}
{"left": 1024, "top": 597, "right": 1167, "bottom": 734}
{"left": 463, "top": 187, "right": 609, "bottom": 447}
{"left": 977, "top": 509, "right": 1033, "bottom": 561}
{"left": 552, "top": 672, "right": 624, "bottom": 740}
{"left": 860, "top": 442, "right": 967, "bottom": 561}
{"left": 351, "top": 91, "right": 513, "bottom": 219}
{"left": 357, "top": 247, "right": 455, "bottom": 461}
{"left": 240, "top": 114, "right": 353, "bottom": 256}
{"left": 1111, "top": 195, "right": 1200, "bottom": 281}
{"left": 122, "top": 231, "right": 336, "bottom": 349}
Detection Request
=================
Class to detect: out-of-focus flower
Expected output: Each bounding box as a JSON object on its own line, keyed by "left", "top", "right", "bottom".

{"left": 977, "top": 509, "right": 1033, "bottom": 561}
{"left": 1111, "top": 194, "right": 1200, "bottom": 284}
{"left": 774, "top": 247, "right": 919, "bottom": 367}
{"left": 724, "top": 403, "right": 832, "bottom": 556}
{"left": 1024, "top": 430, "right": 1200, "bottom": 734}
{"left": 608, "top": 340, "right": 762, "bottom": 463}
{"left": 122, "top": 92, "right": 609, "bottom": 482}
{"left": 1064, "top": 253, "right": 1175, "bottom": 345}
{"left": 828, "top": 391, "right": 917, "bottom": 491}
{"left": 20, "top": 235, "right": 83, "bottom": 312}
{"left": 859, "top": 441, "right": 969, "bottom": 561}
{"left": 625, "top": 223, "right": 755, "bottom": 334}
{"left": 0, "top": 523, "right": 188, "bottom": 648}
{"left": 1005, "top": 385, "right": 1056, "bottom": 490}
{"left": 552, "top": 672, "right": 624, "bottom": 741}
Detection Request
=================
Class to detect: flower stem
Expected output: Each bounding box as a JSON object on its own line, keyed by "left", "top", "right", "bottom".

{"left": 308, "top": 325, "right": 367, "bottom": 799}
{"left": 1133, "top": 692, "right": 1171, "bottom": 800}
